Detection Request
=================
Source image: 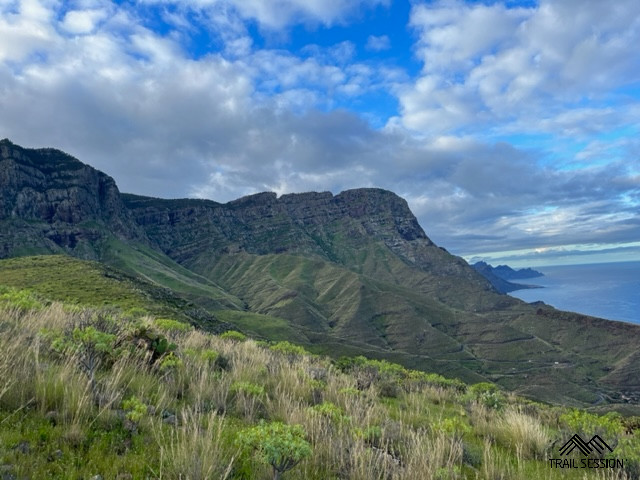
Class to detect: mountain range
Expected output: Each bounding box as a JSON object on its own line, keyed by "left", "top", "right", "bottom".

{"left": 1, "top": 138, "right": 639, "bottom": 408}
{"left": 472, "top": 261, "right": 544, "bottom": 293}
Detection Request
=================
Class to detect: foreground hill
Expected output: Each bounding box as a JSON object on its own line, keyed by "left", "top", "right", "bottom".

{"left": 1, "top": 138, "right": 640, "bottom": 407}
{"left": 0, "top": 297, "right": 638, "bottom": 479}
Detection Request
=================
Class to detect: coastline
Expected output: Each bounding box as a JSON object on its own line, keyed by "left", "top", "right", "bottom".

{"left": 508, "top": 261, "right": 640, "bottom": 324}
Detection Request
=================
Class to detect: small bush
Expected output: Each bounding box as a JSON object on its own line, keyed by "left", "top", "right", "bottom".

{"left": 354, "top": 425, "right": 383, "bottom": 447}
{"left": 462, "top": 442, "right": 483, "bottom": 467}
{"left": 434, "top": 416, "right": 472, "bottom": 441}
{"left": 406, "top": 370, "right": 467, "bottom": 393}
{"left": 308, "top": 401, "right": 349, "bottom": 424}
{"left": 0, "top": 286, "right": 45, "bottom": 311}
{"left": 220, "top": 330, "right": 247, "bottom": 342}
{"left": 230, "top": 381, "right": 265, "bottom": 397}
{"left": 338, "top": 387, "right": 361, "bottom": 396}
{"left": 467, "top": 382, "right": 505, "bottom": 410}
{"left": 613, "top": 432, "right": 640, "bottom": 479}
{"left": 231, "top": 381, "right": 266, "bottom": 420}
{"left": 157, "top": 352, "right": 183, "bottom": 371}
{"left": 154, "top": 318, "right": 192, "bottom": 333}
{"left": 269, "top": 341, "right": 308, "bottom": 358}
{"left": 41, "top": 319, "right": 119, "bottom": 403}
{"left": 237, "top": 421, "right": 311, "bottom": 480}
{"left": 559, "top": 409, "right": 624, "bottom": 440}
{"left": 127, "top": 321, "right": 177, "bottom": 363}
{"left": 378, "top": 379, "right": 402, "bottom": 398}
{"left": 122, "top": 396, "right": 147, "bottom": 423}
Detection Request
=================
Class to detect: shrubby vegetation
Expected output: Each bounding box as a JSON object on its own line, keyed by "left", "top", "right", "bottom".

{"left": 1, "top": 293, "right": 639, "bottom": 479}
{"left": 237, "top": 421, "right": 312, "bottom": 480}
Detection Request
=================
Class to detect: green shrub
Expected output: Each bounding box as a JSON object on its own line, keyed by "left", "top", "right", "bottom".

{"left": 122, "top": 396, "right": 147, "bottom": 423}
{"left": 334, "top": 356, "right": 380, "bottom": 390}
{"left": 237, "top": 421, "right": 311, "bottom": 480}
{"left": 157, "top": 352, "right": 183, "bottom": 371}
{"left": 467, "top": 382, "right": 505, "bottom": 410}
{"left": 378, "top": 379, "right": 402, "bottom": 398}
{"left": 613, "top": 432, "right": 640, "bottom": 479}
{"left": 462, "top": 442, "right": 483, "bottom": 467}
{"left": 269, "top": 341, "right": 308, "bottom": 358}
{"left": 185, "top": 347, "right": 229, "bottom": 371}
{"left": 308, "top": 401, "right": 349, "bottom": 424}
{"left": 230, "top": 381, "right": 265, "bottom": 397}
{"left": 435, "top": 416, "right": 472, "bottom": 441}
{"left": 219, "top": 330, "right": 247, "bottom": 342}
{"left": 468, "top": 382, "right": 499, "bottom": 396}
{"left": 154, "top": 318, "right": 192, "bottom": 333}
{"left": 230, "top": 381, "right": 266, "bottom": 420}
{"left": 407, "top": 370, "right": 467, "bottom": 393}
{"left": 0, "top": 286, "right": 45, "bottom": 311}
{"left": 125, "top": 307, "right": 148, "bottom": 318}
{"left": 354, "top": 425, "right": 383, "bottom": 448}
{"left": 199, "top": 348, "right": 219, "bottom": 365}
{"left": 42, "top": 321, "right": 119, "bottom": 402}
{"left": 559, "top": 409, "right": 624, "bottom": 440}
{"left": 339, "top": 387, "right": 361, "bottom": 396}
{"left": 126, "top": 321, "right": 177, "bottom": 363}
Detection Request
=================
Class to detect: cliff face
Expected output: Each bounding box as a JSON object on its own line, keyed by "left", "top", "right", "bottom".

{"left": 123, "top": 189, "right": 428, "bottom": 255}
{"left": 123, "top": 188, "right": 491, "bottom": 288}
{"left": 122, "top": 186, "right": 506, "bottom": 321}
{"left": 0, "top": 139, "right": 146, "bottom": 258}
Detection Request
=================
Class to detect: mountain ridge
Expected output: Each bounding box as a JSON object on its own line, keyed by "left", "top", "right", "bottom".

{"left": 0, "top": 138, "right": 147, "bottom": 258}
{"left": 1, "top": 138, "right": 639, "bottom": 407}
{"left": 472, "top": 261, "right": 543, "bottom": 293}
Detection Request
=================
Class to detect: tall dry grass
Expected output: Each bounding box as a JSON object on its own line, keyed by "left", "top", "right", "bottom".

{"left": 3, "top": 301, "right": 631, "bottom": 480}
{"left": 153, "top": 407, "right": 235, "bottom": 480}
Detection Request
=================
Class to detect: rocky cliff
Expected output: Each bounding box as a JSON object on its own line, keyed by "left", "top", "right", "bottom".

{"left": 0, "top": 139, "right": 146, "bottom": 258}
{"left": 122, "top": 188, "right": 498, "bottom": 309}
{"left": 124, "top": 189, "right": 485, "bottom": 276}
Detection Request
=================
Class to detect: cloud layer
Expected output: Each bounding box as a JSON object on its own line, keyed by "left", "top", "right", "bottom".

{"left": 0, "top": 0, "right": 638, "bottom": 265}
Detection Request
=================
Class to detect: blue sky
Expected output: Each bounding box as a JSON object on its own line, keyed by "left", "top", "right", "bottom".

{"left": 1, "top": 0, "right": 639, "bottom": 266}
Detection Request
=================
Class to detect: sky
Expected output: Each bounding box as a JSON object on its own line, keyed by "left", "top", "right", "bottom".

{"left": 1, "top": 0, "right": 639, "bottom": 267}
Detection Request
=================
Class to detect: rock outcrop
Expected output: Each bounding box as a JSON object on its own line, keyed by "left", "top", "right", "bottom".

{"left": 0, "top": 139, "right": 146, "bottom": 258}
{"left": 122, "top": 187, "right": 491, "bottom": 288}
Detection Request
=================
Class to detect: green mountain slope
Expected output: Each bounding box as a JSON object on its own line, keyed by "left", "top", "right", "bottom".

{"left": 0, "top": 255, "right": 236, "bottom": 333}
{"left": 2, "top": 138, "right": 640, "bottom": 407}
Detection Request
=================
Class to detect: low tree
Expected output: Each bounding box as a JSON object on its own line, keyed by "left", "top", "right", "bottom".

{"left": 44, "top": 313, "right": 119, "bottom": 404}
{"left": 237, "top": 421, "right": 312, "bottom": 480}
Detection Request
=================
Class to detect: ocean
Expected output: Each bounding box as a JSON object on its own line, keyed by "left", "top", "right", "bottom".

{"left": 508, "top": 261, "right": 640, "bottom": 324}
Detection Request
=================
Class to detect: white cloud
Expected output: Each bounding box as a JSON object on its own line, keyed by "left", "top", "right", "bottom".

{"left": 402, "top": 0, "right": 640, "bottom": 138}
{"left": 365, "top": 34, "right": 390, "bottom": 51}
{"left": 61, "top": 8, "right": 108, "bottom": 34}
{"left": 0, "top": 0, "right": 58, "bottom": 62}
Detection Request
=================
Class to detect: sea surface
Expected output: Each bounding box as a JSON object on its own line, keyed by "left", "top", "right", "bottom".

{"left": 508, "top": 261, "right": 640, "bottom": 324}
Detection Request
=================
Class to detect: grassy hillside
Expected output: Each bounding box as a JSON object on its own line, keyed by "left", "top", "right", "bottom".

{"left": 100, "top": 238, "right": 245, "bottom": 312}
{"left": 0, "top": 255, "right": 239, "bottom": 334}
{"left": 4, "top": 139, "right": 639, "bottom": 410}
{"left": 188, "top": 251, "right": 640, "bottom": 407}
{"left": 3, "top": 254, "right": 640, "bottom": 409}
{"left": 1, "top": 294, "right": 639, "bottom": 479}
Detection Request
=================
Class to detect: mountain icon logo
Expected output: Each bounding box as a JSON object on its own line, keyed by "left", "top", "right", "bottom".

{"left": 559, "top": 435, "right": 614, "bottom": 456}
